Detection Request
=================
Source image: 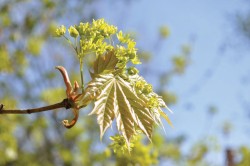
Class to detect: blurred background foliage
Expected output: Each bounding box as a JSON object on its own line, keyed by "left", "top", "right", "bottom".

{"left": 0, "top": 0, "right": 250, "bottom": 166}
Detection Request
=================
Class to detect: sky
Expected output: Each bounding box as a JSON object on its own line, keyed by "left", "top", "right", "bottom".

{"left": 93, "top": 0, "right": 250, "bottom": 164}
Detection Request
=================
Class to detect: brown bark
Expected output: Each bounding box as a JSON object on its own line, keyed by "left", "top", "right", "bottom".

{"left": 0, "top": 99, "right": 71, "bottom": 114}
{"left": 226, "top": 148, "right": 235, "bottom": 166}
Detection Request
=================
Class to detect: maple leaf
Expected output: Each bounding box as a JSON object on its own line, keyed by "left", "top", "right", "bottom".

{"left": 86, "top": 74, "right": 155, "bottom": 144}
{"left": 89, "top": 50, "right": 118, "bottom": 79}
{"left": 75, "top": 50, "right": 172, "bottom": 145}
{"left": 93, "top": 50, "right": 118, "bottom": 75}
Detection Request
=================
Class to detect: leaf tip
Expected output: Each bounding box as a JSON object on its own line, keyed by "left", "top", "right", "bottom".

{"left": 165, "top": 105, "right": 173, "bottom": 114}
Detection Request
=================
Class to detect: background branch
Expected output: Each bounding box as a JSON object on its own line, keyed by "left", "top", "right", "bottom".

{"left": 0, "top": 99, "right": 71, "bottom": 114}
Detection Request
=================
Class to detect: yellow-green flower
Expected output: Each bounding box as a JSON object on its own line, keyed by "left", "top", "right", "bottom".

{"left": 142, "top": 84, "right": 153, "bottom": 94}
{"left": 68, "top": 26, "right": 79, "bottom": 38}
{"left": 135, "top": 80, "right": 145, "bottom": 91}
{"left": 147, "top": 96, "right": 159, "bottom": 108}
{"left": 54, "top": 25, "right": 66, "bottom": 37}
{"left": 127, "top": 67, "right": 139, "bottom": 75}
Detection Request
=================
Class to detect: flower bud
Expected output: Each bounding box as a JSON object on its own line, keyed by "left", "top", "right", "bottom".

{"left": 142, "top": 84, "right": 152, "bottom": 94}
{"left": 68, "top": 26, "right": 79, "bottom": 38}
{"left": 127, "top": 67, "right": 139, "bottom": 75}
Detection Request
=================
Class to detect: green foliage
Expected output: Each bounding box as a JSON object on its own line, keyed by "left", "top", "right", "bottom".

{"left": 0, "top": 97, "right": 17, "bottom": 109}
{"left": 27, "top": 37, "right": 44, "bottom": 56}
{"left": 187, "top": 143, "right": 208, "bottom": 165}
{"left": 13, "top": 50, "right": 28, "bottom": 75}
{"left": 0, "top": 46, "right": 12, "bottom": 73}
{"left": 40, "top": 88, "right": 65, "bottom": 104}
{"left": 237, "top": 147, "right": 250, "bottom": 166}
{"left": 109, "top": 135, "right": 135, "bottom": 153}
{"left": 55, "top": 19, "right": 173, "bottom": 146}
{"left": 0, "top": 98, "right": 19, "bottom": 165}
{"left": 110, "top": 134, "right": 158, "bottom": 166}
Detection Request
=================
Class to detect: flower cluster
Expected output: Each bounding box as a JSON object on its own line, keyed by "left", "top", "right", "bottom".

{"left": 54, "top": 18, "right": 141, "bottom": 69}
{"left": 109, "top": 135, "right": 135, "bottom": 153}
{"left": 76, "top": 19, "right": 117, "bottom": 56}
{"left": 54, "top": 25, "right": 66, "bottom": 37}
{"left": 131, "top": 74, "right": 167, "bottom": 113}
{"left": 134, "top": 79, "right": 153, "bottom": 95}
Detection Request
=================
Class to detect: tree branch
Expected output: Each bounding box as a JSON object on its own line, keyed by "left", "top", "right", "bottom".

{"left": 0, "top": 99, "right": 71, "bottom": 114}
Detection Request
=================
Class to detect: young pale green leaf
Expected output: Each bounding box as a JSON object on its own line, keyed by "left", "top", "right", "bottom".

{"left": 85, "top": 74, "right": 155, "bottom": 144}
{"left": 159, "top": 110, "right": 173, "bottom": 127}
{"left": 93, "top": 50, "right": 118, "bottom": 75}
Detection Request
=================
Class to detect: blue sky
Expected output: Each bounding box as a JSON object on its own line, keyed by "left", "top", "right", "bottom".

{"left": 93, "top": 0, "right": 250, "bottom": 164}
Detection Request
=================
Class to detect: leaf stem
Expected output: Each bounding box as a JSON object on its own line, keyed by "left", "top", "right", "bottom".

{"left": 63, "top": 35, "right": 78, "bottom": 53}
{"left": 75, "top": 37, "right": 78, "bottom": 54}
{"left": 80, "top": 58, "right": 84, "bottom": 93}
{"left": 0, "top": 99, "right": 71, "bottom": 114}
